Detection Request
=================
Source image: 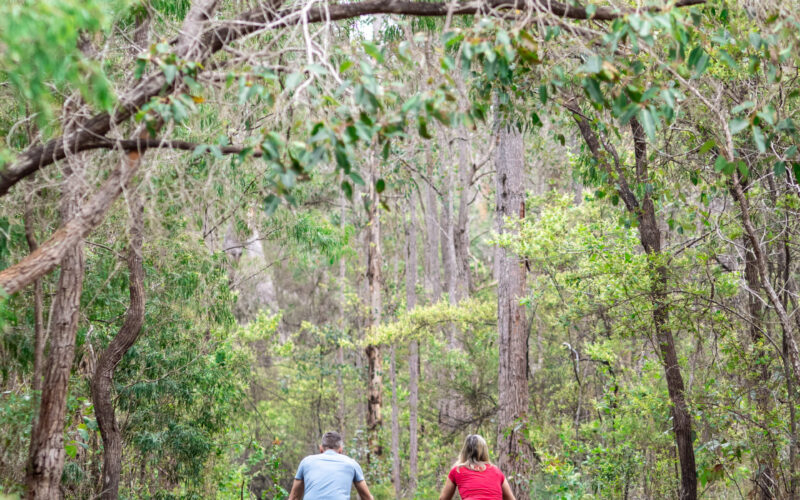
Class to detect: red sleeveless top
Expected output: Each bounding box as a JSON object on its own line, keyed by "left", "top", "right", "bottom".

{"left": 447, "top": 463, "right": 505, "bottom": 500}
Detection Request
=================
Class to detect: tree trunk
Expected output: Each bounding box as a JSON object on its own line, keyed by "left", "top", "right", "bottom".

{"left": 23, "top": 200, "right": 46, "bottom": 393}
{"left": 90, "top": 184, "right": 145, "bottom": 500}
{"left": 424, "top": 145, "right": 442, "bottom": 302}
{"left": 454, "top": 131, "right": 473, "bottom": 298}
{"left": 406, "top": 192, "right": 420, "bottom": 493}
{"left": 630, "top": 119, "right": 697, "bottom": 500}
{"left": 337, "top": 186, "right": 347, "bottom": 438}
{"left": 365, "top": 163, "right": 383, "bottom": 459}
{"left": 25, "top": 164, "right": 86, "bottom": 500}
{"left": 494, "top": 124, "right": 531, "bottom": 499}
{"left": 439, "top": 131, "right": 469, "bottom": 431}
{"left": 741, "top": 232, "right": 777, "bottom": 499}
{"left": 389, "top": 345, "right": 401, "bottom": 498}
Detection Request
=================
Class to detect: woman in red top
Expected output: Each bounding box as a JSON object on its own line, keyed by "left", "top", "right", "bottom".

{"left": 439, "top": 434, "right": 516, "bottom": 500}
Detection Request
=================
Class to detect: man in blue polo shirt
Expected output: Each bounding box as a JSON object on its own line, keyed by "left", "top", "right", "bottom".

{"left": 288, "top": 431, "right": 373, "bottom": 500}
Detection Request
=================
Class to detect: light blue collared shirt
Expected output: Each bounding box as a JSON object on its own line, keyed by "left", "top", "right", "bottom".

{"left": 295, "top": 449, "right": 365, "bottom": 500}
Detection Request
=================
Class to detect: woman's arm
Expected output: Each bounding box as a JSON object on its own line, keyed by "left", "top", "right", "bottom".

{"left": 501, "top": 478, "right": 516, "bottom": 500}
{"left": 439, "top": 478, "right": 457, "bottom": 500}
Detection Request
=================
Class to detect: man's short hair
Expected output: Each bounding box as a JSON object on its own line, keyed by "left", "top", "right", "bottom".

{"left": 321, "top": 431, "right": 343, "bottom": 450}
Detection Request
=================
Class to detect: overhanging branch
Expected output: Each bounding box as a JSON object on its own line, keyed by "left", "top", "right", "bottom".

{"left": 0, "top": 0, "right": 705, "bottom": 197}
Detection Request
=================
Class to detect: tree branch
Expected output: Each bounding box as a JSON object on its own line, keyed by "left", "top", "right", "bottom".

{"left": 0, "top": 0, "right": 704, "bottom": 197}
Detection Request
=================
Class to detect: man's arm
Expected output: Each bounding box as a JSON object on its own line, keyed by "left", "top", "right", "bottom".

{"left": 288, "top": 479, "right": 304, "bottom": 500}
{"left": 354, "top": 479, "right": 374, "bottom": 500}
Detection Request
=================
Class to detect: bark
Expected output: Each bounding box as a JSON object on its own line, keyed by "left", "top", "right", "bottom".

{"left": 406, "top": 193, "right": 420, "bottom": 492}
{"left": 365, "top": 164, "right": 383, "bottom": 459}
{"left": 23, "top": 200, "right": 46, "bottom": 393}
{"left": 494, "top": 124, "right": 532, "bottom": 499}
{"left": 90, "top": 185, "right": 145, "bottom": 500}
{"left": 779, "top": 227, "right": 799, "bottom": 499}
{"left": 25, "top": 165, "right": 86, "bottom": 500}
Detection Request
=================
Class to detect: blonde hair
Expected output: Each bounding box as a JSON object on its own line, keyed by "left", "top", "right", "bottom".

{"left": 453, "top": 434, "right": 492, "bottom": 472}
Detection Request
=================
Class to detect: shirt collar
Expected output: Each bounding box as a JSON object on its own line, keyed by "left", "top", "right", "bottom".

{"left": 323, "top": 449, "right": 338, "bottom": 455}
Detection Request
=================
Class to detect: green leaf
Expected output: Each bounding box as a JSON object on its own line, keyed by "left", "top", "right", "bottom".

{"left": 349, "top": 171, "right": 365, "bottom": 186}
{"left": 714, "top": 155, "right": 728, "bottom": 173}
{"left": 729, "top": 118, "right": 749, "bottom": 135}
{"left": 376, "top": 178, "right": 386, "bottom": 193}
{"left": 162, "top": 64, "right": 178, "bottom": 85}
{"left": 362, "top": 41, "right": 384, "bottom": 63}
{"left": 418, "top": 116, "right": 433, "bottom": 139}
{"left": 638, "top": 108, "right": 656, "bottom": 141}
{"left": 341, "top": 180, "right": 353, "bottom": 200}
{"left": 582, "top": 77, "right": 605, "bottom": 105}
{"left": 699, "top": 140, "right": 716, "bottom": 154}
{"left": 774, "top": 161, "right": 786, "bottom": 176}
{"left": 285, "top": 72, "right": 304, "bottom": 91}
{"left": 579, "top": 55, "right": 603, "bottom": 74}
{"left": 752, "top": 126, "right": 766, "bottom": 153}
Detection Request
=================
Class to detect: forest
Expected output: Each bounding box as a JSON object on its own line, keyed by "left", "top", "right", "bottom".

{"left": 1, "top": 0, "right": 800, "bottom": 498}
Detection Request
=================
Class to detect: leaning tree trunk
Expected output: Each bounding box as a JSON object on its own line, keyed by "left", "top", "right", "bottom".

{"left": 568, "top": 104, "right": 698, "bottom": 499}
{"left": 630, "top": 119, "right": 697, "bottom": 500}
{"left": 494, "top": 124, "right": 532, "bottom": 499}
{"left": 406, "top": 191, "right": 420, "bottom": 492}
{"left": 25, "top": 164, "right": 86, "bottom": 500}
{"left": 90, "top": 183, "right": 145, "bottom": 500}
{"left": 365, "top": 162, "right": 383, "bottom": 460}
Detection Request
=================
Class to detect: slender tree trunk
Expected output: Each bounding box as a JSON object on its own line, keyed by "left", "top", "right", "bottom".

{"left": 337, "top": 187, "right": 347, "bottom": 438}
{"left": 424, "top": 145, "right": 442, "bottom": 302}
{"left": 90, "top": 184, "right": 145, "bottom": 500}
{"left": 26, "top": 164, "right": 86, "bottom": 500}
{"left": 365, "top": 162, "right": 383, "bottom": 459}
{"left": 779, "top": 228, "right": 799, "bottom": 499}
{"left": 741, "top": 231, "right": 776, "bottom": 499}
{"left": 23, "top": 200, "right": 46, "bottom": 393}
{"left": 629, "top": 119, "right": 696, "bottom": 500}
{"left": 406, "top": 193, "right": 420, "bottom": 493}
{"left": 494, "top": 124, "right": 531, "bottom": 499}
{"left": 439, "top": 131, "right": 469, "bottom": 431}
{"left": 454, "top": 132, "right": 473, "bottom": 298}
{"left": 730, "top": 174, "right": 800, "bottom": 387}
{"left": 389, "top": 345, "right": 401, "bottom": 498}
